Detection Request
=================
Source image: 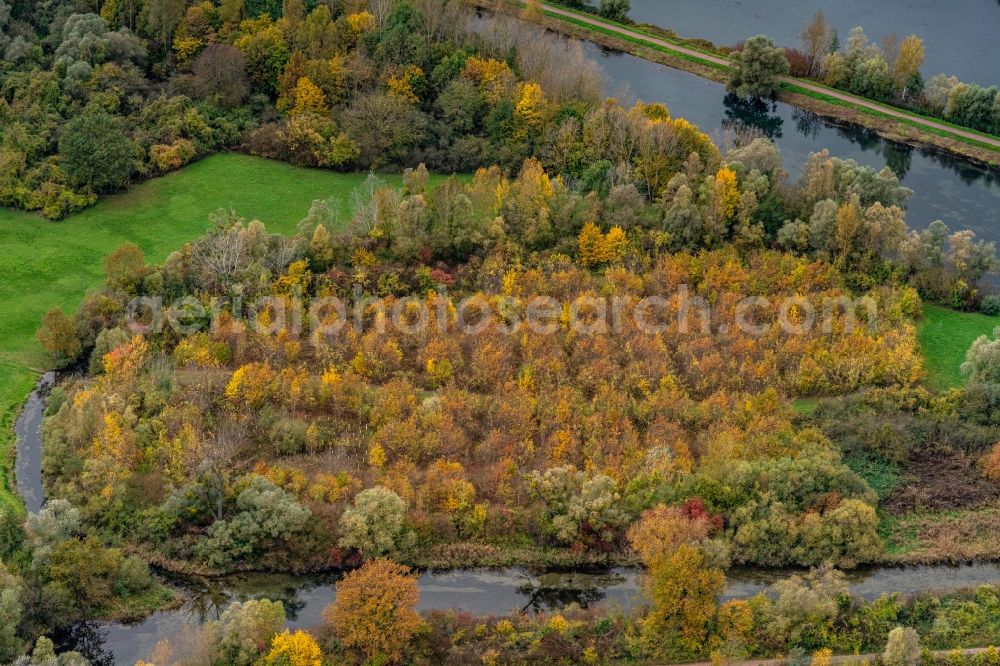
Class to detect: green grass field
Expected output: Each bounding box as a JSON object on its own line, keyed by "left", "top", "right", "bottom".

{"left": 0, "top": 153, "right": 406, "bottom": 515}
{"left": 918, "top": 304, "right": 1000, "bottom": 390}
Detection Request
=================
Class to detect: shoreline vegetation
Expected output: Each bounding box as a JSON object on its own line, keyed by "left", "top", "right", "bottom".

{"left": 477, "top": 0, "right": 1000, "bottom": 168}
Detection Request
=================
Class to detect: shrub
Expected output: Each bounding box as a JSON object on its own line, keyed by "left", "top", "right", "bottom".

{"left": 338, "top": 486, "right": 413, "bottom": 558}
{"left": 324, "top": 559, "right": 423, "bottom": 664}
{"left": 528, "top": 465, "right": 630, "bottom": 546}
{"left": 883, "top": 627, "right": 921, "bottom": 666}
{"left": 981, "top": 443, "right": 1000, "bottom": 482}
{"left": 981, "top": 295, "right": 1000, "bottom": 316}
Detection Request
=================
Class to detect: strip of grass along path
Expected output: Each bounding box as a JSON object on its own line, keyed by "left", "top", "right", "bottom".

{"left": 918, "top": 304, "right": 1000, "bottom": 390}
{"left": 0, "top": 153, "right": 422, "bottom": 515}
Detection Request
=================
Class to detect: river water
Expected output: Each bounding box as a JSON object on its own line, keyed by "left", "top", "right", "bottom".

{"left": 627, "top": 0, "right": 1000, "bottom": 87}
{"left": 51, "top": 563, "right": 1000, "bottom": 665}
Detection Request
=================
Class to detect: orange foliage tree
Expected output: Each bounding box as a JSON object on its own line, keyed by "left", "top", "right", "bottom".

{"left": 324, "top": 559, "right": 424, "bottom": 663}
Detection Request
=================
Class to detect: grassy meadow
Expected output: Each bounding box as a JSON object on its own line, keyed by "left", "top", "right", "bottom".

{"left": 917, "top": 304, "right": 1000, "bottom": 390}
{"left": 0, "top": 153, "right": 410, "bottom": 514}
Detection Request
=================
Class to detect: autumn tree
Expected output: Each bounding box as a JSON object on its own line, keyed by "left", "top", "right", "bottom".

{"left": 37, "top": 308, "right": 82, "bottom": 367}
{"left": 264, "top": 629, "right": 323, "bottom": 666}
{"left": 324, "top": 559, "right": 424, "bottom": 664}
{"left": 641, "top": 543, "right": 725, "bottom": 661}
{"left": 192, "top": 44, "right": 250, "bottom": 108}
{"left": 727, "top": 35, "right": 790, "bottom": 99}
{"left": 893, "top": 35, "right": 924, "bottom": 99}
{"left": 800, "top": 11, "right": 833, "bottom": 76}
{"left": 104, "top": 242, "right": 147, "bottom": 292}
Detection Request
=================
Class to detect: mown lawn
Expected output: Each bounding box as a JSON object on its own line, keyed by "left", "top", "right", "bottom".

{"left": 917, "top": 304, "right": 1000, "bottom": 390}
{"left": 0, "top": 153, "right": 410, "bottom": 514}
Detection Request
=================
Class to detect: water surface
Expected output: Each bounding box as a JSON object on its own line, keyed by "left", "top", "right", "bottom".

{"left": 628, "top": 0, "right": 1000, "bottom": 86}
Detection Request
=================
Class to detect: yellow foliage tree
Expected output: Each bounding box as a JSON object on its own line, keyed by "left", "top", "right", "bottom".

{"left": 605, "top": 225, "right": 628, "bottom": 262}
{"left": 578, "top": 221, "right": 607, "bottom": 266}
{"left": 461, "top": 56, "right": 515, "bottom": 104}
{"left": 345, "top": 11, "right": 375, "bottom": 36}
{"left": 291, "top": 76, "right": 328, "bottom": 115}
{"left": 715, "top": 166, "right": 739, "bottom": 221}
{"left": 387, "top": 65, "right": 424, "bottom": 104}
{"left": 641, "top": 543, "right": 725, "bottom": 661}
{"left": 264, "top": 629, "right": 323, "bottom": 666}
{"left": 514, "top": 82, "right": 547, "bottom": 138}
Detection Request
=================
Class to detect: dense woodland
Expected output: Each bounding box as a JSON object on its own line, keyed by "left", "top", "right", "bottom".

{"left": 3, "top": 0, "right": 1000, "bottom": 664}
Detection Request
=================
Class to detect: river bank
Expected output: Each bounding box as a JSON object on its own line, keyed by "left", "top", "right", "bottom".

{"left": 476, "top": 0, "right": 1000, "bottom": 169}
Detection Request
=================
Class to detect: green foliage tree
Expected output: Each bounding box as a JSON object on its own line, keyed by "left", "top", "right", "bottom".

{"left": 59, "top": 111, "right": 136, "bottom": 193}
{"left": 338, "top": 486, "right": 413, "bottom": 558}
{"left": 0, "top": 562, "right": 23, "bottom": 663}
{"left": 528, "top": 465, "right": 630, "bottom": 546}
{"left": 962, "top": 326, "right": 1000, "bottom": 405}
{"left": 597, "top": 0, "right": 630, "bottom": 22}
{"left": 196, "top": 476, "right": 311, "bottom": 568}
{"left": 205, "top": 599, "right": 286, "bottom": 666}
{"left": 727, "top": 35, "right": 790, "bottom": 99}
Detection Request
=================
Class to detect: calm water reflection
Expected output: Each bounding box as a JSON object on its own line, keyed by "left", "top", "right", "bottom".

{"left": 57, "top": 563, "right": 1000, "bottom": 665}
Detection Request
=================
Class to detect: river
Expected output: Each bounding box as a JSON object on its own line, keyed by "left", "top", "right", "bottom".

{"left": 49, "top": 563, "right": 1000, "bottom": 665}
{"left": 627, "top": 0, "right": 1000, "bottom": 88}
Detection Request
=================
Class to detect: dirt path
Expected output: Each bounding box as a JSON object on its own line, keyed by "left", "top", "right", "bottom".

{"left": 539, "top": 2, "right": 1000, "bottom": 150}
{"left": 676, "top": 646, "right": 996, "bottom": 666}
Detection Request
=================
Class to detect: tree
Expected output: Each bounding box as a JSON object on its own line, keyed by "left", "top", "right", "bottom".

{"left": 727, "top": 35, "right": 790, "bottom": 99}
{"left": 192, "top": 44, "right": 250, "bottom": 108}
{"left": 104, "top": 242, "right": 146, "bottom": 291}
{"left": 290, "top": 76, "right": 327, "bottom": 115}
{"left": 893, "top": 35, "right": 924, "bottom": 98}
{"left": 206, "top": 599, "right": 285, "bottom": 666}
{"left": 0, "top": 563, "right": 23, "bottom": 663}
{"left": 598, "top": 0, "right": 630, "bottom": 22}
{"left": 962, "top": 326, "right": 1000, "bottom": 405}
{"left": 264, "top": 629, "right": 322, "bottom": 666}
{"left": 59, "top": 111, "right": 136, "bottom": 193}
{"left": 800, "top": 11, "right": 833, "bottom": 76}
{"left": 338, "top": 486, "right": 413, "bottom": 558}
{"left": 142, "top": 0, "right": 186, "bottom": 52}
{"left": 324, "top": 559, "right": 423, "bottom": 664}
{"left": 627, "top": 504, "right": 714, "bottom": 566}
{"left": 527, "top": 465, "right": 630, "bottom": 546}
{"left": 37, "top": 308, "right": 81, "bottom": 367}
{"left": 196, "top": 476, "right": 310, "bottom": 568}
{"left": 641, "top": 543, "right": 724, "bottom": 661}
